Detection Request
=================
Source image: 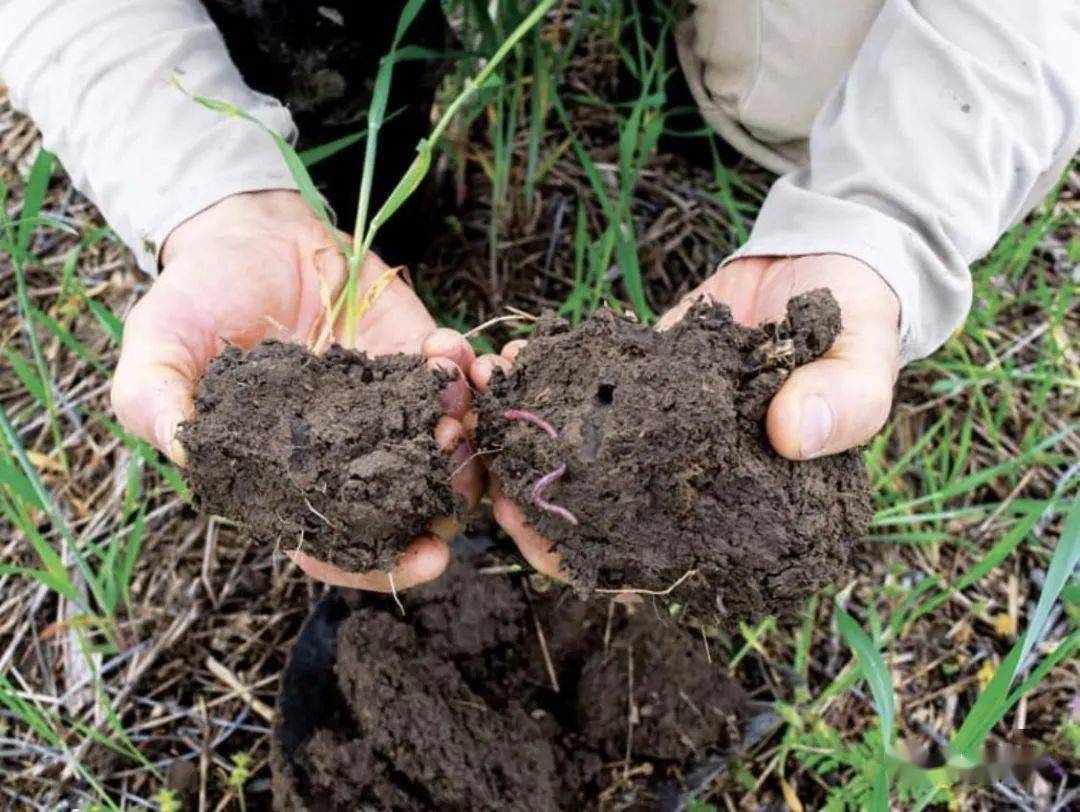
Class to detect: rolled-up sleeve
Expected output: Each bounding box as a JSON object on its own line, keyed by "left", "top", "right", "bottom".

{"left": 0, "top": 0, "right": 299, "bottom": 273}
{"left": 731, "top": 0, "right": 1080, "bottom": 362}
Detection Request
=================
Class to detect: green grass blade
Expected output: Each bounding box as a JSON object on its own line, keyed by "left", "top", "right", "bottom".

{"left": 300, "top": 130, "right": 365, "bottom": 168}
{"left": 0, "top": 455, "right": 46, "bottom": 511}
{"left": 869, "top": 766, "right": 890, "bottom": 812}
{"left": 3, "top": 150, "right": 70, "bottom": 469}
{"left": 0, "top": 408, "right": 107, "bottom": 615}
{"left": 908, "top": 502, "right": 1045, "bottom": 625}
{"left": 552, "top": 95, "right": 653, "bottom": 320}
{"left": 268, "top": 131, "right": 338, "bottom": 228}
{"left": 949, "top": 487, "right": 1080, "bottom": 763}
{"left": 86, "top": 299, "right": 124, "bottom": 345}
{"left": 877, "top": 425, "right": 1075, "bottom": 516}
{"left": 357, "top": 0, "right": 557, "bottom": 276}
{"left": 363, "top": 143, "right": 433, "bottom": 249}
{"left": 33, "top": 309, "right": 105, "bottom": 372}
{"left": 0, "top": 675, "right": 119, "bottom": 809}
{"left": 836, "top": 604, "right": 895, "bottom": 752}
{"left": 0, "top": 565, "right": 80, "bottom": 602}
{"left": 3, "top": 347, "right": 48, "bottom": 406}
{"left": 351, "top": 0, "right": 430, "bottom": 256}
{"left": 16, "top": 148, "right": 54, "bottom": 257}
{"left": 0, "top": 492, "right": 68, "bottom": 585}
{"left": 1013, "top": 488, "right": 1080, "bottom": 672}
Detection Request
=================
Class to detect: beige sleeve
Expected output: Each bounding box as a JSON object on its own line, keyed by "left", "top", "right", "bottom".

{"left": 683, "top": 0, "right": 1080, "bottom": 363}
{"left": 0, "top": 0, "right": 299, "bottom": 273}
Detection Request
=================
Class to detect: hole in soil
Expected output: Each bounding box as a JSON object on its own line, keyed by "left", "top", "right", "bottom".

{"left": 596, "top": 383, "right": 615, "bottom": 405}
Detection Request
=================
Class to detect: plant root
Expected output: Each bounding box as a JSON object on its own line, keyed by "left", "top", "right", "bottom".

{"left": 594, "top": 568, "right": 700, "bottom": 597}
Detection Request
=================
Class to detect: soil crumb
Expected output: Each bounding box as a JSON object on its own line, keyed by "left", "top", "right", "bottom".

{"left": 272, "top": 562, "right": 747, "bottom": 811}
{"left": 478, "top": 290, "right": 873, "bottom": 624}
{"left": 180, "top": 341, "right": 462, "bottom": 572}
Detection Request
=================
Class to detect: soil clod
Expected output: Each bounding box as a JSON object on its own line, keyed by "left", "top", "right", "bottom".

{"left": 478, "top": 290, "right": 873, "bottom": 624}
{"left": 180, "top": 341, "right": 462, "bottom": 572}
{"left": 271, "top": 562, "right": 747, "bottom": 811}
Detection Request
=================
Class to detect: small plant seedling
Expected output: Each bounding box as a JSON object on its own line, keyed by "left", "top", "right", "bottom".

{"left": 152, "top": 788, "right": 182, "bottom": 812}
{"left": 225, "top": 752, "right": 254, "bottom": 812}
{"left": 176, "top": 0, "right": 559, "bottom": 348}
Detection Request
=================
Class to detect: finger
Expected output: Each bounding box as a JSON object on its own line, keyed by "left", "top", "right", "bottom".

{"left": 111, "top": 297, "right": 206, "bottom": 466}
{"left": 490, "top": 479, "right": 568, "bottom": 581}
{"left": 435, "top": 415, "right": 482, "bottom": 506}
{"left": 656, "top": 256, "right": 773, "bottom": 330}
{"left": 426, "top": 357, "right": 471, "bottom": 419}
{"left": 427, "top": 515, "right": 461, "bottom": 541}
{"left": 422, "top": 327, "right": 476, "bottom": 374}
{"left": 500, "top": 339, "right": 527, "bottom": 364}
{"left": 288, "top": 534, "right": 450, "bottom": 592}
{"left": 468, "top": 353, "right": 512, "bottom": 393}
{"left": 111, "top": 362, "right": 192, "bottom": 466}
{"left": 766, "top": 332, "right": 897, "bottom": 459}
{"left": 346, "top": 251, "right": 438, "bottom": 354}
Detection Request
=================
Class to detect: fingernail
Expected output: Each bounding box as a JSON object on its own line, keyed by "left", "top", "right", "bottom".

{"left": 168, "top": 437, "right": 188, "bottom": 469}
{"left": 799, "top": 395, "right": 834, "bottom": 458}
{"left": 154, "top": 414, "right": 175, "bottom": 454}
{"left": 155, "top": 414, "right": 187, "bottom": 467}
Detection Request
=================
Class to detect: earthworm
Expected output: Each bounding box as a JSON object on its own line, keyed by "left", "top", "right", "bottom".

{"left": 504, "top": 410, "right": 578, "bottom": 524}
{"left": 531, "top": 463, "right": 579, "bottom": 526}
{"left": 503, "top": 409, "right": 558, "bottom": 439}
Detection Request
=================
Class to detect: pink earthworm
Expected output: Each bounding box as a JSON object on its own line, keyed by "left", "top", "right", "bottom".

{"left": 504, "top": 409, "right": 578, "bottom": 524}
{"left": 503, "top": 409, "right": 558, "bottom": 439}
{"left": 530, "top": 463, "right": 579, "bottom": 526}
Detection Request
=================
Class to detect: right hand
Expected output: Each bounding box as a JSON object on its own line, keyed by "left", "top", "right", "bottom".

{"left": 468, "top": 254, "right": 900, "bottom": 583}
{"left": 111, "top": 190, "right": 482, "bottom": 591}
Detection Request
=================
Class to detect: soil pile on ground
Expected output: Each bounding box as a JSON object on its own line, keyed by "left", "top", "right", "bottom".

{"left": 272, "top": 562, "right": 747, "bottom": 811}
{"left": 478, "top": 290, "right": 873, "bottom": 624}
{"left": 180, "top": 341, "right": 461, "bottom": 571}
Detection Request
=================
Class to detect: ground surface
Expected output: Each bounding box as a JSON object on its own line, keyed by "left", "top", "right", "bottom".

{"left": 0, "top": 2, "right": 1078, "bottom": 810}
{"left": 272, "top": 560, "right": 745, "bottom": 811}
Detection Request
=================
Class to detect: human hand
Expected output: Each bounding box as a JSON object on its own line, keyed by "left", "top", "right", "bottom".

{"left": 469, "top": 253, "right": 900, "bottom": 581}
{"left": 110, "top": 190, "right": 482, "bottom": 591}
{"left": 657, "top": 254, "right": 900, "bottom": 458}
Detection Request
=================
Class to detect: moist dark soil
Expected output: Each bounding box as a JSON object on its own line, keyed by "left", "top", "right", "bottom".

{"left": 271, "top": 561, "right": 747, "bottom": 811}
{"left": 179, "top": 340, "right": 462, "bottom": 572}
{"left": 478, "top": 290, "right": 873, "bottom": 624}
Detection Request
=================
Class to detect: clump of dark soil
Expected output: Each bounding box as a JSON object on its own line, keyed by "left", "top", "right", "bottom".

{"left": 179, "top": 341, "right": 462, "bottom": 571}
{"left": 271, "top": 562, "right": 747, "bottom": 811}
{"left": 478, "top": 290, "right": 872, "bottom": 624}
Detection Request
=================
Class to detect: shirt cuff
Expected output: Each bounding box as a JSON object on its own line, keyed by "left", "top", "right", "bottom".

{"left": 134, "top": 102, "right": 300, "bottom": 273}
{"left": 728, "top": 173, "right": 973, "bottom": 364}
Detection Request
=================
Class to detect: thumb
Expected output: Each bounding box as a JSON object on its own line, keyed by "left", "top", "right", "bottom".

{"left": 765, "top": 337, "right": 896, "bottom": 460}
{"left": 111, "top": 280, "right": 212, "bottom": 466}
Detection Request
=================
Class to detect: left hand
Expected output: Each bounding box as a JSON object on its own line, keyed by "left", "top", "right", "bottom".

{"left": 469, "top": 253, "right": 901, "bottom": 581}
{"left": 111, "top": 191, "right": 483, "bottom": 592}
